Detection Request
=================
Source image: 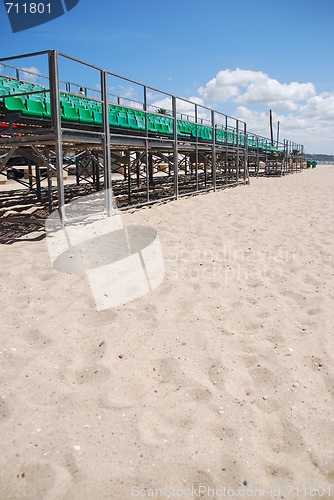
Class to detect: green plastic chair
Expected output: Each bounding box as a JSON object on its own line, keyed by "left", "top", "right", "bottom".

{"left": 77, "top": 106, "right": 94, "bottom": 124}
{"left": 136, "top": 117, "right": 145, "bottom": 131}
{"left": 127, "top": 116, "right": 139, "bottom": 131}
{"left": 44, "top": 102, "right": 51, "bottom": 117}
{"left": 62, "top": 105, "right": 78, "bottom": 122}
{"left": 117, "top": 114, "right": 130, "bottom": 129}
{"left": 109, "top": 112, "right": 119, "bottom": 128}
{"left": 3, "top": 96, "right": 25, "bottom": 114}
{"left": 23, "top": 99, "right": 45, "bottom": 118}
{"left": 93, "top": 111, "right": 103, "bottom": 125}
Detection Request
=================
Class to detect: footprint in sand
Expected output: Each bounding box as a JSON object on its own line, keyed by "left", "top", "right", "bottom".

{"left": 39, "top": 272, "right": 57, "bottom": 282}
{"left": 21, "top": 327, "right": 51, "bottom": 349}
{"left": 1, "top": 462, "right": 72, "bottom": 500}
{"left": 75, "top": 365, "right": 111, "bottom": 385}
{"left": 0, "top": 398, "right": 9, "bottom": 420}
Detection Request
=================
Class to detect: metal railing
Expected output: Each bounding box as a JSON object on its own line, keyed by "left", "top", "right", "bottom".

{"left": 0, "top": 50, "right": 305, "bottom": 220}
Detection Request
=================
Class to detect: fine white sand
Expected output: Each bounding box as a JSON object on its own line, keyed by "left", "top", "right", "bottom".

{"left": 0, "top": 166, "right": 333, "bottom": 499}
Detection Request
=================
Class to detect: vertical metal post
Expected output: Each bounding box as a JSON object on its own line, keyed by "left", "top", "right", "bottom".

{"left": 48, "top": 50, "right": 65, "bottom": 223}
{"left": 256, "top": 136, "right": 259, "bottom": 178}
{"left": 92, "top": 156, "right": 96, "bottom": 184}
{"left": 236, "top": 120, "right": 239, "bottom": 184}
{"left": 148, "top": 153, "right": 154, "bottom": 187}
{"left": 101, "top": 69, "right": 112, "bottom": 215}
{"left": 143, "top": 86, "right": 149, "bottom": 202}
{"left": 136, "top": 151, "right": 140, "bottom": 188}
{"left": 75, "top": 156, "right": 80, "bottom": 185}
{"left": 47, "top": 154, "right": 54, "bottom": 214}
{"left": 244, "top": 122, "right": 248, "bottom": 183}
{"left": 276, "top": 121, "right": 280, "bottom": 148}
{"left": 211, "top": 109, "right": 216, "bottom": 191}
{"left": 35, "top": 164, "right": 41, "bottom": 202}
{"left": 172, "top": 95, "right": 178, "bottom": 199}
{"left": 225, "top": 116, "right": 228, "bottom": 185}
{"left": 95, "top": 151, "right": 100, "bottom": 191}
{"left": 195, "top": 104, "right": 199, "bottom": 191}
{"left": 127, "top": 158, "right": 132, "bottom": 205}
{"left": 28, "top": 160, "right": 33, "bottom": 191}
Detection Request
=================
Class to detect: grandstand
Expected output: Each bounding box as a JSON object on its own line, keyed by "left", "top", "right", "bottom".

{"left": 0, "top": 50, "right": 305, "bottom": 223}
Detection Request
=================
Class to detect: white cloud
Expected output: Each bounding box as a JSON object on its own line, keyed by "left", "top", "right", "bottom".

{"left": 199, "top": 69, "right": 316, "bottom": 110}
{"left": 20, "top": 66, "right": 40, "bottom": 82}
{"left": 119, "top": 85, "right": 137, "bottom": 99}
{"left": 236, "top": 106, "right": 269, "bottom": 137}
{"left": 236, "top": 104, "right": 334, "bottom": 153}
{"left": 148, "top": 96, "right": 171, "bottom": 110}
{"left": 299, "top": 92, "right": 334, "bottom": 121}
{"left": 149, "top": 95, "right": 209, "bottom": 120}
{"left": 196, "top": 68, "right": 334, "bottom": 153}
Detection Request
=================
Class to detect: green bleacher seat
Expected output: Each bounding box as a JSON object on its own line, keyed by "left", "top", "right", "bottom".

{"left": 127, "top": 116, "right": 139, "bottom": 131}
{"left": 62, "top": 105, "right": 78, "bottom": 122}
{"left": 3, "top": 96, "right": 25, "bottom": 113}
{"left": 77, "top": 106, "right": 94, "bottom": 124}
{"left": 136, "top": 117, "right": 145, "bottom": 131}
{"left": 93, "top": 111, "right": 103, "bottom": 125}
{"left": 216, "top": 129, "right": 225, "bottom": 144}
{"left": 28, "top": 94, "right": 44, "bottom": 101}
{"left": 148, "top": 120, "right": 159, "bottom": 133}
{"left": 178, "top": 123, "right": 191, "bottom": 138}
{"left": 44, "top": 101, "right": 51, "bottom": 117}
{"left": 201, "top": 128, "right": 212, "bottom": 142}
{"left": 117, "top": 114, "right": 130, "bottom": 129}
{"left": 23, "top": 99, "right": 45, "bottom": 118}
{"left": 109, "top": 112, "right": 119, "bottom": 128}
{"left": 158, "top": 123, "right": 173, "bottom": 135}
{"left": 1, "top": 86, "right": 11, "bottom": 94}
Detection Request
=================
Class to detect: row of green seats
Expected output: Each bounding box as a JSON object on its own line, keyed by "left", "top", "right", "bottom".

{"left": 0, "top": 76, "right": 236, "bottom": 143}
{"left": 1, "top": 93, "right": 277, "bottom": 150}
{"left": 1, "top": 75, "right": 277, "bottom": 149}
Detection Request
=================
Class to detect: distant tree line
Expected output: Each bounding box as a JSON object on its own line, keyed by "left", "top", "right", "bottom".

{"left": 305, "top": 153, "right": 334, "bottom": 162}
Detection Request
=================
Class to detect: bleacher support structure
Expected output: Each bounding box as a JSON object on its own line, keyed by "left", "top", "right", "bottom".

{"left": 0, "top": 51, "right": 305, "bottom": 224}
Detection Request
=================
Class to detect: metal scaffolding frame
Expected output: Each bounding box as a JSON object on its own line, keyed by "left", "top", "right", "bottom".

{"left": 0, "top": 50, "right": 304, "bottom": 224}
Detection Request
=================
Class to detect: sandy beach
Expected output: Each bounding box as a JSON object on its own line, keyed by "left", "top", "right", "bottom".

{"left": 0, "top": 165, "right": 333, "bottom": 499}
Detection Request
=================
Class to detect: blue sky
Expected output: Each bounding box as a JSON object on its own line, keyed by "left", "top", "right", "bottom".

{"left": 1, "top": 0, "right": 334, "bottom": 153}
